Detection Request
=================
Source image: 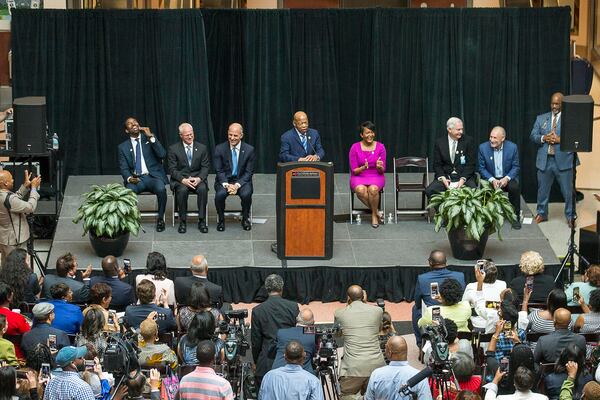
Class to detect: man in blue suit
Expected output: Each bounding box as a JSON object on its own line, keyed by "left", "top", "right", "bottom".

{"left": 89, "top": 255, "right": 135, "bottom": 310}
{"left": 479, "top": 126, "right": 521, "bottom": 229}
{"left": 530, "top": 92, "right": 577, "bottom": 228}
{"left": 411, "top": 250, "right": 465, "bottom": 344}
{"left": 279, "top": 111, "right": 325, "bottom": 162}
{"left": 118, "top": 117, "right": 169, "bottom": 232}
{"left": 271, "top": 308, "right": 316, "bottom": 374}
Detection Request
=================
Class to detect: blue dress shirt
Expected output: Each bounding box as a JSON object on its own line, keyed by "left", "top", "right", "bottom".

{"left": 493, "top": 145, "right": 503, "bottom": 178}
{"left": 364, "top": 361, "right": 433, "bottom": 400}
{"left": 48, "top": 299, "right": 84, "bottom": 334}
{"left": 258, "top": 364, "right": 324, "bottom": 400}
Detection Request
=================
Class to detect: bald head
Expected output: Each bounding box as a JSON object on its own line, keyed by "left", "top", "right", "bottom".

{"left": 429, "top": 250, "right": 447, "bottom": 268}
{"left": 101, "top": 255, "right": 118, "bottom": 277}
{"left": 554, "top": 308, "right": 571, "bottom": 328}
{"left": 551, "top": 92, "right": 563, "bottom": 115}
{"left": 347, "top": 285, "right": 364, "bottom": 303}
{"left": 293, "top": 111, "right": 309, "bottom": 134}
{"left": 0, "top": 170, "right": 13, "bottom": 191}
{"left": 227, "top": 123, "right": 244, "bottom": 147}
{"left": 386, "top": 336, "right": 408, "bottom": 361}
{"left": 190, "top": 255, "right": 208, "bottom": 276}
{"left": 297, "top": 308, "right": 315, "bottom": 326}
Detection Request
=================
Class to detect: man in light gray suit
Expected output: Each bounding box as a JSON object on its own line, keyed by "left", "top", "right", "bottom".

{"left": 42, "top": 253, "right": 92, "bottom": 303}
{"left": 334, "top": 285, "right": 385, "bottom": 399}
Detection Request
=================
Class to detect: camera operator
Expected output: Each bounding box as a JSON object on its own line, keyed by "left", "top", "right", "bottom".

{"left": 259, "top": 340, "right": 323, "bottom": 400}
{"left": 0, "top": 169, "right": 41, "bottom": 266}
{"left": 334, "top": 284, "right": 385, "bottom": 398}
{"left": 271, "top": 308, "right": 316, "bottom": 374}
{"left": 364, "top": 335, "right": 432, "bottom": 400}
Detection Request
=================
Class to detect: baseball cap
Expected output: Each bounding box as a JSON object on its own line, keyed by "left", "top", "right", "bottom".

{"left": 55, "top": 346, "right": 88, "bottom": 367}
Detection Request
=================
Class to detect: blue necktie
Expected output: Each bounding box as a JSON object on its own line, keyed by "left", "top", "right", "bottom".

{"left": 301, "top": 135, "right": 307, "bottom": 153}
{"left": 186, "top": 145, "right": 193, "bottom": 166}
{"left": 232, "top": 147, "right": 238, "bottom": 176}
{"left": 134, "top": 138, "right": 142, "bottom": 175}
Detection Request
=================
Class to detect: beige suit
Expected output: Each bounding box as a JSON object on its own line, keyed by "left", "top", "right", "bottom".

{"left": 0, "top": 185, "right": 39, "bottom": 263}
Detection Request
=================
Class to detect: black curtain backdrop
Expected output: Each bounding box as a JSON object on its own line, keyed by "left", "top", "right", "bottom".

{"left": 12, "top": 8, "right": 570, "bottom": 202}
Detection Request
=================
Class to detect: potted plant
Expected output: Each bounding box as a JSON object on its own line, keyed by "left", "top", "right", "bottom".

{"left": 428, "top": 181, "right": 517, "bottom": 260}
{"left": 73, "top": 183, "right": 141, "bottom": 257}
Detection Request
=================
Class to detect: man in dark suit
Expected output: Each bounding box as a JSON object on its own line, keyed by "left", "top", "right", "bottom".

{"left": 213, "top": 123, "right": 255, "bottom": 231}
{"left": 534, "top": 308, "right": 586, "bottom": 364}
{"left": 89, "top": 255, "right": 135, "bottom": 310}
{"left": 168, "top": 123, "right": 211, "bottom": 234}
{"left": 173, "top": 254, "right": 223, "bottom": 307}
{"left": 43, "top": 253, "right": 92, "bottom": 303}
{"left": 479, "top": 126, "right": 522, "bottom": 229}
{"left": 271, "top": 308, "right": 316, "bottom": 374}
{"left": 124, "top": 279, "right": 176, "bottom": 334}
{"left": 118, "top": 117, "right": 169, "bottom": 232}
{"left": 411, "top": 250, "right": 465, "bottom": 344}
{"left": 425, "top": 117, "right": 477, "bottom": 199}
{"left": 251, "top": 274, "right": 299, "bottom": 386}
{"left": 279, "top": 111, "right": 325, "bottom": 162}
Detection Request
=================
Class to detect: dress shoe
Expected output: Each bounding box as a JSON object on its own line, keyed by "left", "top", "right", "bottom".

{"left": 567, "top": 218, "right": 577, "bottom": 229}
{"left": 511, "top": 220, "right": 522, "bottom": 230}
{"left": 217, "top": 220, "right": 225, "bottom": 232}
{"left": 534, "top": 215, "right": 547, "bottom": 224}
{"left": 156, "top": 218, "right": 165, "bottom": 232}
{"left": 241, "top": 218, "right": 251, "bottom": 231}
{"left": 198, "top": 219, "right": 208, "bottom": 233}
{"left": 178, "top": 221, "right": 187, "bottom": 234}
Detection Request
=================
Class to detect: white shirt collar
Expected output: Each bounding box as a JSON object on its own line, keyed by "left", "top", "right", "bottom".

{"left": 230, "top": 143, "right": 241, "bottom": 152}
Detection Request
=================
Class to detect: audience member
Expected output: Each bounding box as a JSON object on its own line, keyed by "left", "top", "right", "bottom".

{"left": 418, "top": 278, "right": 472, "bottom": 332}
{"left": 565, "top": 265, "right": 600, "bottom": 306}
{"left": 272, "top": 308, "right": 316, "bottom": 373}
{"left": 178, "top": 340, "right": 234, "bottom": 400}
{"left": 47, "top": 283, "right": 84, "bottom": 334}
{"left": 432, "top": 352, "right": 481, "bottom": 400}
{"left": 259, "top": 340, "right": 322, "bottom": 400}
{"left": 75, "top": 308, "right": 109, "bottom": 357}
{"left": 44, "top": 346, "right": 96, "bottom": 399}
{"left": 83, "top": 283, "right": 119, "bottom": 333}
{"left": 412, "top": 250, "right": 466, "bottom": 343}
{"left": 510, "top": 251, "right": 557, "bottom": 303}
{"left": 463, "top": 261, "right": 506, "bottom": 330}
{"left": 137, "top": 316, "right": 178, "bottom": 369}
{"left": 0, "top": 314, "right": 17, "bottom": 366}
{"left": 43, "top": 253, "right": 92, "bottom": 303}
{"left": 0, "top": 248, "right": 41, "bottom": 306}
{"left": 582, "top": 381, "right": 600, "bottom": 399}
{"left": 251, "top": 274, "right": 299, "bottom": 386}
{"left": 124, "top": 279, "right": 176, "bottom": 334}
{"left": 80, "top": 356, "right": 110, "bottom": 399}
{"left": 21, "top": 303, "right": 69, "bottom": 357}
{"left": 559, "top": 362, "right": 600, "bottom": 400}
{"left": 574, "top": 289, "right": 600, "bottom": 333}
{"left": 475, "top": 287, "right": 530, "bottom": 334}
{"left": 178, "top": 282, "right": 222, "bottom": 332}
{"left": 135, "top": 252, "right": 175, "bottom": 306}
{"left": 0, "top": 366, "right": 23, "bottom": 400}
{"left": 456, "top": 391, "right": 482, "bottom": 400}
{"left": 334, "top": 285, "right": 385, "bottom": 398}
{"left": 364, "top": 336, "right": 432, "bottom": 400}
{"left": 487, "top": 301, "right": 526, "bottom": 362}
{"left": 379, "top": 311, "right": 397, "bottom": 364}
{"left": 24, "top": 342, "right": 54, "bottom": 378}
{"left": 485, "top": 366, "right": 548, "bottom": 399}
{"left": 526, "top": 288, "right": 567, "bottom": 334}
{"left": 120, "top": 368, "right": 161, "bottom": 400}
{"left": 174, "top": 255, "right": 223, "bottom": 307}
{"left": 89, "top": 256, "right": 135, "bottom": 310}
{"left": 534, "top": 308, "right": 586, "bottom": 365}
{"left": 0, "top": 282, "right": 30, "bottom": 358}
{"left": 544, "top": 343, "right": 593, "bottom": 400}
{"left": 485, "top": 343, "right": 535, "bottom": 395}
{"left": 177, "top": 311, "right": 224, "bottom": 365}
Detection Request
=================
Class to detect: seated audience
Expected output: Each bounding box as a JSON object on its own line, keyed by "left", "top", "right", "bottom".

{"left": 574, "top": 289, "right": 600, "bottom": 333}
{"left": 178, "top": 311, "right": 224, "bottom": 365}
{"left": 424, "top": 318, "right": 472, "bottom": 362}
{"left": 47, "top": 283, "right": 84, "bottom": 334}
{"left": 432, "top": 352, "right": 481, "bottom": 400}
{"left": 179, "top": 340, "right": 234, "bottom": 400}
{"left": 456, "top": 391, "right": 482, "bottom": 400}
{"left": 544, "top": 343, "right": 592, "bottom": 400}
{"left": 75, "top": 308, "right": 109, "bottom": 358}
{"left": 559, "top": 362, "right": 600, "bottom": 400}
{"left": 178, "top": 281, "right": 221, "bottom": 332}
{"left": 485, "top": 366, "right": 548, "bottom": 399}
{"left": 121, "top": 368, "right": 161, "bottom": 400}
{"left": 509, "top": 251, "right": 557, "bottom": 303}
{"left": 174, "top": 255, "right": 223, "bottom": 308}
{"left": 485, "top": 343, "right": 535, "bottom": 395}
{"left": 21, "top": 303, "right": 70, "bottom": 357}
{"left": 272, "top": 308, "right": 316, "bottom": 373}
{"left": 83, "top": 283, "right": 120, "bottom": 333}
{"left": 534, "top": 308, "right": 585, "bottom": 365}
{"left": 475, "top": 287, "right": 530, "bottom": 333}
{"left": 487, "top": 301, "right": 526, "bottom": 362}
{"left": 24, "top": 342, "right": 53, "bottom": 379}
{"left": 135, "top": 251, "right": 175, "bottom": 306}
{"left": 463, "top": 261, "right": 506, "bottom": 330}
{"left": 565, "top": 265, "right": 600, "bottom": 305}
{"left": 379, "top": 311, "right": 397, "bottom": 364}
{"left": 526, "top": 288, "right": 567, "bottom": 334}
{"left": 365, "top": 336, "right": 432, "bottom": 400}
{"left": 0, "top": 365, "right": 40, "bottom": 400}
{"left": 46, "top": 346, "right": 96, "bottom": 399}
{"left": 0, "top": 248, "right": 41, "bottom": 306}
{"left": 137, "top": 316, "right": 178, "bottom": 369}
{"left": 418, "top": 278, "right": 472, "bottom": 332}
{"left": 80, "top": 355, "right": 111, "bottom": 399}
{"left": 259, "top": 340, "right": 323, "bottom": 400}
{"left": 0, "top": 282, "right": 30, "bottom": 359}
{"left": 124, "top": 279, "right": 176, "bottom": 334}
{"left": 43, "top": 253, "right": 92, "bottom": 303}
{"left": 0, "top": 314, "right": 17, "bottom": 366}
{"left": 89, "top": 255, "right": 135, "bottom": 310}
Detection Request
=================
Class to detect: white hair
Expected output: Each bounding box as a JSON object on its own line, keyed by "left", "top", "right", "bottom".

{"left": 446, "top": 117, "right": 463, "bottom": 130}
{"left": 491, "top": 126, "right": 506, "bottom": 137}
{"left": 178, "top": 122, "right": 193, "bottom": 133}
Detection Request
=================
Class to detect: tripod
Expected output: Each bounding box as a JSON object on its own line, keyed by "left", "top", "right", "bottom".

{"left": 315, "top": 351, "right": 341, "bottom": 400}
{"left": 25, "top": 214, "right": 46, "bottom": 276}
{"left": 429, "top": 366, "right": 458, "bottom": 400}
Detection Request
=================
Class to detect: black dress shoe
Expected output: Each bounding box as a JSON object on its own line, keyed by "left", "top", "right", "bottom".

{"left": 217, "top": 220, "right": 225, "bottom": 232}
{"left": 512, "top": 220, "right": 522, "bottom": 230}
{"left": 198, "top": 220, "right": 208, "bottom": 233}
{"left": 156, "top": 218, "right": 165, "bottom": 232}
{"left": 241, "top": 218, "right": 251, "bottom": 231}
{"left": 178, "top": 221, "right": 187, "bottom": 234}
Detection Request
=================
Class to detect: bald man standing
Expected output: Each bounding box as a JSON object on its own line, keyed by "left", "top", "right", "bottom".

{"left": 0, "top": 169, "right": 40, "bottom": 265}
{"left": 271, "top": 308, "right": 317, "bottom": 374}
{"left": 279, "top": 111, "right": 325, "bottom": 163}
{"left": 213, "top": 123, "right": 255, "bottom": 232}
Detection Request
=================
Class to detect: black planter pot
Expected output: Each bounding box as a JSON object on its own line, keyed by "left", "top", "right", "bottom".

{"left": 89, "top": 230, "right": 130, "bottom": 257}
{"left": 447, "top": 226, "right": 489, "bottom": 260}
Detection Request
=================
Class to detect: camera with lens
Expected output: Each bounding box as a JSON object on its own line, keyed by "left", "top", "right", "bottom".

{"left": 103, "top": 331, "right": 140, "bottom": 376}
{"left": 218, "top": 309, "right": 250, "bottom": 362}
{"left": 313, "top": 326, "right": 340, "bottom": 367}
{"left": 423, "top": 321, "right": 450, "bottom": 367}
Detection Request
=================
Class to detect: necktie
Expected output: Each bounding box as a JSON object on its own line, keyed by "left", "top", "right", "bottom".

{"left": 232, "top": 147, "right": 238, "bottom": 176}
{"left": 301, "top": 135, "right": 308, "bottom": 153}
{"left": 134, "top": 138, "right": 142, "bottom": 175}
{"left": 548, "top": 115, "right": 556, "bottom": 156}
{"left": 450, "top": 140, "right": 456, "bottom": 164}
{"left": 186, "top": 145, "right": 193, "bottom": 166}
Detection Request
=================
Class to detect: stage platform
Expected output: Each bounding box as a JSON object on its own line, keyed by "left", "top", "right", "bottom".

{"left": 47, "top": 174, "right": 562, "bottom": 303}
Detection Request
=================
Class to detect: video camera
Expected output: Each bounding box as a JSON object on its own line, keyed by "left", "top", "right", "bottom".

{"left": 103, "top": 330, "right": 140, "bottom": 376}
{"left": 313, "top": 326, "right": 340, "bottom": 367}
{"left": 218, "top": 309, "right": 249, "bottom": 362}
{"left": 423, "top": 321, "right": 450, "bottom": 367}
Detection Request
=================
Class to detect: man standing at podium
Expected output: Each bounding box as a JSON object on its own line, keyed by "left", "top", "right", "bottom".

{"left": 279, "top": 111, "right": 325, "bottom": 162}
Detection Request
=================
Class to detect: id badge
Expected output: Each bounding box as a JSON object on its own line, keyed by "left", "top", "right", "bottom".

{"left": 460, "top": 155, "right": 466, "bottom": 165}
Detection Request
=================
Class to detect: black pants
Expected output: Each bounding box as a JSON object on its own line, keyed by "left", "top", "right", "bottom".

{"left": 127, "top": 175, "right": 167, "bottom": 219}
{"left": 499, "top": 178, "right": 521, "bottom": 216}
{"left": 214, "top": 183, "right": 253, "bottom": 220}
{"left": 173, "top": 181, "right": 208, "bottom": 221}
{"left": 425, "top": 177, "right": 477, "bottom": 198}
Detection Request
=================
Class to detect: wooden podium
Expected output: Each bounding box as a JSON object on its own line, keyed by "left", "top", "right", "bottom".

{"left": 276, "top": 162, "right": 334, "bottom": 260}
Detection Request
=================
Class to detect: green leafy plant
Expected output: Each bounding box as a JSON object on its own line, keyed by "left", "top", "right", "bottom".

{"left": 73, "top": 183, "right": 141, "bottom": 238}
{"left": 428, "top": 181, "right": 517, "bottom": 241}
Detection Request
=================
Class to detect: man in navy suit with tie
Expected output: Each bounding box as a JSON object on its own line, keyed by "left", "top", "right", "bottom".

{"left": 530, "top": 92, "right": 577, "bottom": 228}
{"left": 167, "top": 123, "right": 210, "bottom": 234}
{"left": 118, "top": 117, "right": 168, "bottom": 232}
{"left": 279, "top": 111, "right": 325, "bottom": 162}
{"left": 213, "top": 123, "right": 255, "bottom": 232}
{"left": 479, "top": 126, "right": 522, "bottom": 229}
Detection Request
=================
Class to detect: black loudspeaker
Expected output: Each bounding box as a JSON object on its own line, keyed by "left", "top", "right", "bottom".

{"left": 13, "top": 96, "right": 47, "bottom": 154}
{"left": 560, "top": 94, "right": 593, "bottom": 152}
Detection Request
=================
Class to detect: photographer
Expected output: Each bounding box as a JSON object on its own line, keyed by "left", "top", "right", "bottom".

{"left": 44, "top": 346, "right": 96, "bottom": 400}
{"left": 418, "top": 278, "right": 471, "bottom": 332}
{"left": 272, "top": 308, "right": 316, "bottom": 374}
{"left": 484, "top": 343, "right": 535, "bottom": 396}
{"left": 90, "top": 256, "right": 135, "bottom": 310}
{"left": 484, "top": 366, "right": 547, "bottom": 400}
{"left": 124, "top": 279, "right": 176, "bottom": 334}
{"left": 488, "top": 302, "right": 526, "bottom": 362}
{"left": 464, "top": 262, "right": 506, "bottom": 331}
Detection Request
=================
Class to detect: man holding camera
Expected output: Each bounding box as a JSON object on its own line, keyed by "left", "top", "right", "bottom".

{"left": 124, "top": 279, "right": 176, "bottom": 334}
{"left": 334, "top": 285, "right": 385, "bottom": 399}
{"left": 90, "top": 255, "right": 135, "bottom": 309}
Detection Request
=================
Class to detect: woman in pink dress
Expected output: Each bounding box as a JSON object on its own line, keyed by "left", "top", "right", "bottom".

{"left": 349, "top": 121, "right": 386, "bottom": 228}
